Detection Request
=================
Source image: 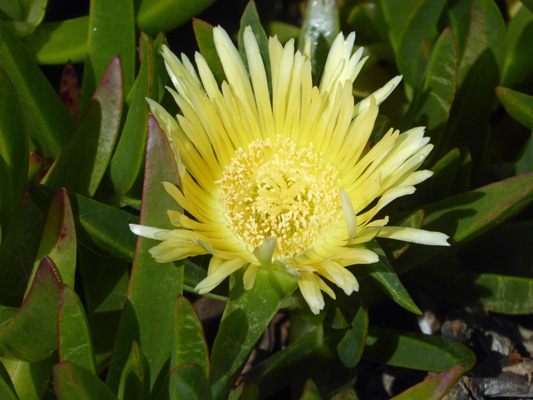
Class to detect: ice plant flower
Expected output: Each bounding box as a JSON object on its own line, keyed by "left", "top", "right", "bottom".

{"left": 130, "top": 26, "right": 449, "bottom": 314}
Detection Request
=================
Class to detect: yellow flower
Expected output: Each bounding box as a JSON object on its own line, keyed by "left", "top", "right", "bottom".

{"left": 130, "top": 26, "right": 449, "bottom": 314}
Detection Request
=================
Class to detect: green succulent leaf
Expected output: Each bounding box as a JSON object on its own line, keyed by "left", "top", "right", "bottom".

{"left": 382, "top": 0, "right": 447, "bottom": 87}
{"left": 173, "top": 296, "right": 209, "bottom": 375}
{"left": 495, "top": 87, "right": 533, "bottom": 130}
{"left": 390, "top": 365, "right": 464, "bottom": 400}
{"left": 58, "top": 285, "right": 97, "bottom": 374}
{"left": 345, "top": 2, "right": 388, "bottom": 45}
{"left": 364, "top": 328, "right": 476, "bottom": 372}
{"left": 109, "top": 34, "right": 154, "bottom": 198}
{"left": 0, "top": 360, "right": 17, "bottom": 400}
{"left": 170, "top": 364, "right": 212, "bottom": 400}
{"left": 406, "top": 27, "right": 458, "bottom": 153}
{"left": 0, "top": 20, "right": 74, "bottom": 158}
{"left": 24, "top": 0, "right": 216, "bottom": 65}
{"left": 336, "top": 304, "right": 368, "bottom": 368}
{"left": 209, "top": 268, "right": 297, "bottom": 399}
{"left": 81, "top": 0, "right": 135, "bottom": 110}
{"left": 1, "top": 356, "right": 55, "bottom": 400}
{"left": 0, "top": 0, "right": 47, "bottom": 37}
{"left": 502, "top": 5, "right": 533, "bottom": 87}
{"left": 78, "top": 248, "right": 129, "bottom": 371}
{"left": 24, "top": 188, "right": 76, "bottom": 298}
{"left": 443, "top": 0, "right": 506, "bottom": 161}
{"left": 0, "top": 67, "right": 28, "bottom": 247}
{"left": 54, "top": 361, "right": 117, "bottom": 400}
{"left": 194, "top": 19, "right": 226, "bottom": 86}
{"left": 0, "top": 257, "right": 62, "bottom": 362}
{"left": 358, "top": 241, "right": 422, "bottom": 315}
{"left": 22, "top": 16, "right": 88, "bottom": 64}
{"left": 117, "top": 341, "right": 150, "bottom": 400}
{"left": 42, "top": 56, "right": 123, "bottom": 198}
{"left": 398, "top": 172, "right": 533, "bottom": 271}
{"left": 107, "top": 116, "right": 183, "bottom": 395}
{"left": 0, "top": 196, "right": 48, "bottom": 305}
{"left": 136, "top": 0, "right": 217, "bottom": 36}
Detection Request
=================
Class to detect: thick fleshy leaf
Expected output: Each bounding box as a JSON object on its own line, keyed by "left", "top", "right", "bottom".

{"left": 495, "top": 87, "right": 533, "bottom": 130}
{"left": 0, "top": 257, "right": 62, "bottom": 362}
{"left": 24, "top": 188, "right": 76, "bottom": 298}
{"left": 22, "top": 16, "right": 88, "bottom": 64}
{"left": 0, "top": 360, "right": 17, "bottom": 400}
{"left": 2, "top": 356, "right": 55, "bottom": 400}
{"left": 358, "top": 241, "right": 421, "bottom": 315}
{"left": 27, "top": 152, "right": 43, "bottom": 183}
{"left": 59, "top": 62, "right": 81, "bottom": 122}
{"left": 173, "top": 296, "right": 209, "bottom": 375}
{"left": 194, "top": 19, "right": 226, "bottom": 85}
{"left": 24, "top": 0, "right": 215, "bottom": 65}
{"left": 238, "top": 1, "right": 270, "bottom": 86}
{"left": 109, "top": 34, "right": 153, "bottom": 197}
{"left": 442, "top": 0, "right": 505, "bottom": 161}
{"left": 364, "top": 328, "right": 475, "bottom": 372}
{"left": 299, "top": 379, "right": 321, "bottom": 400}
{"left": 430, "top": 272, "right": 533, "bottom": 314}
{"left": 29, "top": 184, "right": 139, "bottom": 262}
{"left": 501, "top": 5, "right": 533, "bottom": 88}
{"left": 0, "top": 67, "right": 28, "bottom": 246}
{"left": 142, "top": 32, "right": 168, "bottom": 104}
{"left": 81, "top": 0, "right": 135, "bottom": 109}
{"left": 382, "top": 0, "right": 447, "bottom": 86}
{"left": 524, "top": 0, "right": 533, "bottom": 13}
{"left": 170, "top": 364, "right": 212, "bottom": 400}
{"left": 0, "top": 195, "right": 48, "bottom": 305}
{"left": 1, "top": 0, "right": 47, "bottom": 37}
{"left": 117, "top": 341, "right": 150, "bottom": 400}
{"left": 331, "top": 388, "right": 358, "bottom": 399}
{"left": 58, "top": 285, "right": 96, "bottom": 374}
{"left": 54, "top": 361, "right": 117, "bottom": 400}
{"left": 228, "top": 383, "right": 259, "bottom": 400}
{"left": 210, "top": 268, "right": 297, "bottom": 399}
{"left": 398, "top": 172, "right": 533, "bottom": 271}
{"left": 42, "top": 57, "right": 123, "bottom": 197}
{"left": 298, "top": 0, "right": 339, "bottom": 80}
{"left": 135, "top": 0, "right": 216, "bottom": 35}
{"left": 0, "top": 21, "right": 74, "bottom": 158}
{"left": 106, "top": 116, "right": 183, "bottom": 395}
{"left": 406, "top": 27, "right": 458, "bottom": 152}
{"left": 345, "top": 2, "right": 388, "bottom": 45}
{"left": 391, "top": 365, "right": 463, "bottom": 400}
{"left": 78, "top": 248, "right": 129, "bottom": 371}
{"left": 336, "top": 304, "right": 368, "bottom": 368}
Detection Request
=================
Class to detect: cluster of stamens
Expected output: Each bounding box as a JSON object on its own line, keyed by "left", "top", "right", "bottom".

{"left": 218, "top": 137, "right": 341, "bottom": 260}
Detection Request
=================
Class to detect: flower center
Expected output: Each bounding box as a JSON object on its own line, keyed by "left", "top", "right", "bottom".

{"left": 218, "top": 137, "right": 341, "bottom": 260}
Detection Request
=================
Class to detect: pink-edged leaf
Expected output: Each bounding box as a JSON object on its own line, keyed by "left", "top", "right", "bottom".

{"left": 24, "top": 188, "right": 76, "bottom": 298}
{"left": 0, "top": 257, "right": 62, "bottom": 362}
{"left": 42, "top": 56, "right": 123, "bottom": 197}
{"left": 391, "top": 365, "right": 464, "bottom": 400}
{"left": 59, "top": 62, "right": 81, "bottom": 122}
{"left": 106, "top": 115, "right": 183, "bottom": 394}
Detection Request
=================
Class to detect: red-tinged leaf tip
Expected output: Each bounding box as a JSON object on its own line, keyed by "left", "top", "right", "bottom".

{"left": 37, "top": 256, "right": 64, "bottom": 289}
{"left": 436, "top": 365, "right": 464, "bottom": 393}
{"left": 92, "top": 56, "right": 123, "bottom": 102}
{"left": 59, "top": 62, "right": 81, "bottom": 122}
